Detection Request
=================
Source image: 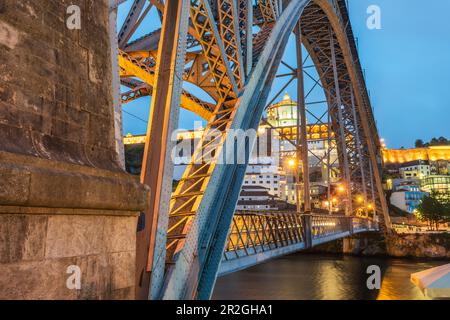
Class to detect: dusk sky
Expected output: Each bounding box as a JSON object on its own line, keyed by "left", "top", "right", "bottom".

{"left": 119, "top": 0, "right": 450, "bottom": 149}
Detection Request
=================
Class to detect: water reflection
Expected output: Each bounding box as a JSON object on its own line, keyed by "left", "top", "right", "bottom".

{"left": 213, "top": 254, "right": 445, "bottom": 300}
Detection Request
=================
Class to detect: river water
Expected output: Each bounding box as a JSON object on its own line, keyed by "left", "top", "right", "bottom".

{"left": 213, "top": 254, "right": 447, "bottom": 300}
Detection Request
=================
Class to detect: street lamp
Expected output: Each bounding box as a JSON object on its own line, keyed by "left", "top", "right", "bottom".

{"left": 258, "top": 127, "right": 266, "bottom": 135}
{"left": 287, "top": 158, "right": 296, "bottom": 168}
{"left": 286, "top": 157, "right": 301, "bottom": 214}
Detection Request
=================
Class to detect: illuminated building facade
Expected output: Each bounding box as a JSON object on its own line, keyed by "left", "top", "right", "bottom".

{"left": 390, "top": 191, "right": 428, "bottom": 214}
{"left": 399, "top": 160, "right": 431, "bottom": 179}
{"left": 383, "top": 146, "right": 450, "bottom": 205}
{"left": 266, "top": 93, "right": 339, "bottom": 206}
{"left": 383, "top": 146, "right": 450, "bottom": 164}
{"left": 421, "top": 175, "right": 450, "bottom": 201}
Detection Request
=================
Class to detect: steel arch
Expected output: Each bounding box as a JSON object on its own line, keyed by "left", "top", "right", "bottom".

{"left": 115, "top": 0, "right": 391, "bottom": 300}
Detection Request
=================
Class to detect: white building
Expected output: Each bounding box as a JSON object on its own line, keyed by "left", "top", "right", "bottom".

{"left": 390, "top": 190, "right": 428, "bottom": 214}
{"left": 265, "top": 93, "right": 339, "bottom": 205}
{"left": 399, "top": 160, "right": 431, "bottom": 179}
{"left": 236, "top": 186, "right": 279, "bottom": 211}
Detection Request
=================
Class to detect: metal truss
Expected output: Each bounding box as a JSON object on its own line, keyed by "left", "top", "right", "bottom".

{"left": 115, "top": 0, "right": 391, "bottom": 300}
{"left": 298, "top": 0, "right": 389, "bottom": 226}
{"left": 118, "top": 50, "right": 215, "bottom": 119}
{"left": 258, "top": 0, "right": 278, "bottom": 24}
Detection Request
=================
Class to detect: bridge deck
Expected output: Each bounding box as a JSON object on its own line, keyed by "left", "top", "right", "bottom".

{"left": 219, "top": 213, "right": 378, "bottom": 276}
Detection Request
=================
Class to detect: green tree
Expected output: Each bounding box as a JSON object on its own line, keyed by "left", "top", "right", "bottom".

{"left": 416, "top": 192, "right": 448, "bottom": 230}
{"left": 437, "top": 136, "right": 449, "bottom": 145}
{"left": 415, "top": 139, "right": 425, "bottom": 148}
{"left": 429, "top": 138, "right": 440, "bottom": 146}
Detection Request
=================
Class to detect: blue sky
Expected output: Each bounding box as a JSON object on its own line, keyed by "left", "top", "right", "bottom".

{"left": 119, "top": 0, "right": 450, "bottom": 149}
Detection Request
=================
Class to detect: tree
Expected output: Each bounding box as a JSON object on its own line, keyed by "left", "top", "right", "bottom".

{"left": 415, "top": 139, "right": 425, "bottom": 148}
{"left": 415, "top": 192, "right": 449, "bottom": 230}
{"left": 438, "top": 136, "right": 449, "bottom": 145}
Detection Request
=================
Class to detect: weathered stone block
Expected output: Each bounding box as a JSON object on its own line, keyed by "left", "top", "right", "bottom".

{"left": 0, "top": 164, "right": 31, "bottom": 205}
{"left": 104, "top": 216, "right": 137, "bottom": 253}
{"left": 109, "top": 251, "right": 136, "bottom": 290}
{"left": 110, "top": 287, "right": 135, "bottom": 300}
{"left": 0, "top": 258, "right": 77, "bottom": 300}
{"left": 0, "top": 215, "right": 47, "bottom": 264}
{"left": 45, "top": 215, "right": 106, "bottom": 258}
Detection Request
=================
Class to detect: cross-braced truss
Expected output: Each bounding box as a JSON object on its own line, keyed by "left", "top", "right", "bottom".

{"left": 115, "top": 0, "right": 391, "bottom": 300}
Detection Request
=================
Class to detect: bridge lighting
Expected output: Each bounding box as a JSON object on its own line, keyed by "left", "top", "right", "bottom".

{"left": 337, "top": 185, "right": 345, "bottom": 193}
{"left": 368, "top": 203, "right": 373, "bottom": 210}
{"left": 332, "top": 198, "right": 338, "bottom": 203}
{"left": 357, "top": 196, "right": 364, "bottom": 203}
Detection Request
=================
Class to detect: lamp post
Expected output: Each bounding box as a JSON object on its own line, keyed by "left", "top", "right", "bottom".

{"left": 288, "top": 157, "right": 302, "bottom": 214}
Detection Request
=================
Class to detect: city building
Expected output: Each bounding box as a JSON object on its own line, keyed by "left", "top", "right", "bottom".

{"left": 399, "top": 160, "right": 430, "bottom": 179}
{"left": 392, "top": 179, "right": 421, "bottom": 192}
{"left": 390, "top": 181, "right": 428, "bottom": 214}
{"left": 383, "top": 145, "right": 450, "bottom": 206}
{"left": 421, "top": 175, "right": 450, "bottom": 201}
{"left": 236, "top": 186, "right": 279, "bottom": 211}
{"left": 266, "top": 93, "right": 339, "bottom": 206}
{"left": 390, "top": 190, "right": 428, "bottom": 214}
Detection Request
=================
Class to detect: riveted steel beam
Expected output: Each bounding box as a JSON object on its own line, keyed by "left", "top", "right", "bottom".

{"left": 136, "top": 0, "right": 191, "bottom": 300}
{"left": 217, "top": 0, "right": 245, "bottom": 88}
{"left": 118, "top": 50, "right": 214, "bottom": 120}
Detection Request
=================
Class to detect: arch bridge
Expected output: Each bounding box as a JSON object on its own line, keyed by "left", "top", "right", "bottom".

{"left": 114, "top": 0, "right": 392, "bottom": 300}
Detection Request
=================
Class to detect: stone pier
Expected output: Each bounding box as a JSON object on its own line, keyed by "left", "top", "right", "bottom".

{"left": 0, "top": 0, "right": 148, "bottom": 299}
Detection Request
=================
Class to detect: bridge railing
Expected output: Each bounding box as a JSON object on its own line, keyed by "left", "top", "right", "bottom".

{"left": 223, "top": 212, "right": 378, "bottom": 261}
{"left": 352, "top": 217, "right": 378, "bottom": 232}
{"left": 224, "top": 212, "right": 304, "bottom": 261}
{"left": 311, "top": 215, "right": 351, "bottom": 240}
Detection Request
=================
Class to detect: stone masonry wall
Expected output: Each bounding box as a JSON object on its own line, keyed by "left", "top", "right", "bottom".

{"left": 0, "top": 0, "right": 149, "bottom": 299}
{"left": 0, "top": 212, "right": 137, "bottom": 299}
{"left": 386, "top": 233, "right": 450, "bottom": 259}
{"left": 0, "top": 0, "right": 119, "bottom": 171}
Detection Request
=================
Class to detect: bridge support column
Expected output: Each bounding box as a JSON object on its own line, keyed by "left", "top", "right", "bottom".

{"left": 0, "top": 1, "right": 148, "bottom": 299}
{"left": 295, "top": 22, "right": 311, "bottom": 213}
{"left": 301, "top": 214, "right": 313, "bottom": 249}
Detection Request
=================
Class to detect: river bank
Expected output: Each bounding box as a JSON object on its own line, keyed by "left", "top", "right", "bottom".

{"left": 310, "top": 232, "right": 450, "bottom": 260}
